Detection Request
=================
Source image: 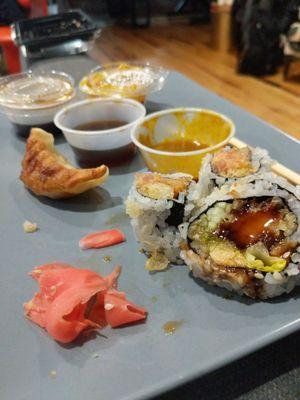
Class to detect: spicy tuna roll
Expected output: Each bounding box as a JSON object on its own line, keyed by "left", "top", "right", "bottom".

{"left": 125, "top": 172, "right": 193, "bottom": 270}
{"left": 181, "top": 177, "right": 300, "bottom": 299}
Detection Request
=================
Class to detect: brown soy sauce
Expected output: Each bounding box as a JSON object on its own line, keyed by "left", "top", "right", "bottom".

{"left": 72, "top": 119, "right": 135, "bottom": 167}
{"left": 71, "top": 142, "right": 136, "bottom": 168}
{"left": 74, "top": 120, "right": 128, "bottom": 131}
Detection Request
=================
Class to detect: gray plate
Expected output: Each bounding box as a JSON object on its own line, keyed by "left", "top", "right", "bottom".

{"left": 1, "top": 71, "right": 300, "bottom": 400}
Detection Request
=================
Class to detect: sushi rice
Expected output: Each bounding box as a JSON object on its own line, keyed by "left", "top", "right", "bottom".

{"left": 193, "top": 146, "right": 273, "bottom": 202}
{"left": 125, "top": 172, "right": 193, "bottom": 270}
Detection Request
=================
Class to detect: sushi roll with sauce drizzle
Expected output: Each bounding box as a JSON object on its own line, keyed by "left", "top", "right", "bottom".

{"left": 193, "top": 146, "right": 273, "bottom": 201}
{"left": 181, "top": 174, "right": 300, "bottom": 299}
{"left": 125, "top": 172, "right": 193, "bottom": 270}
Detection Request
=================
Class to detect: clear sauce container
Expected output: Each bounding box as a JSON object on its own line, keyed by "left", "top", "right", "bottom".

{"left": 0, "top": 71, "right": 75, "bottom": 137}
{"left": 79, "top": 62, "right": 168, "bottom": 104}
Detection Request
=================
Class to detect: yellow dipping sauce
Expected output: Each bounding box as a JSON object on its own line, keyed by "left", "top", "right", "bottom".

{"left": 134, "top": 109, "right": 235, "bottom": 178}
{"left": 141, "top": 137, "right": 208, "bottom": 152}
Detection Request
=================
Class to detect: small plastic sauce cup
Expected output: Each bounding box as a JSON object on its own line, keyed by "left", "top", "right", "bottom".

{"left": 131, "top": 108, "right": 235, "bottom": 179}
{"left": 0, "top": 71, "right": 75, "bottom": 137}
{"left": 54, "top": 98, "right": 146, "bottom": 167}
{"left": 79, "top": 62, "right": 168, "bottom": 104}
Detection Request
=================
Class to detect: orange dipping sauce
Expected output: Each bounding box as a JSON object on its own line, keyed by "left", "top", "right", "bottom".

{"left": 133, "top": 109, "right": 235, "bottom": 178}
{"left": 140, "top": 137, "right": 208, "bottom": 153}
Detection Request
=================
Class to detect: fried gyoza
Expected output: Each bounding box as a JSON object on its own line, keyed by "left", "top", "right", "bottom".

{"left": 20, "top": 128, "right": 109, "bottom": 199}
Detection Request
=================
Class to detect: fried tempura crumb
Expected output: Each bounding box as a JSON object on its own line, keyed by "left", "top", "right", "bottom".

{"left": 23, "top": 220, "right": 38, "bottom": 233}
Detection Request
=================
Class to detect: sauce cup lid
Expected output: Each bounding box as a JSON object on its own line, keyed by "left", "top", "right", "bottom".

{"left": 79, "top": 62, "right": 168, "bottom": 97}
{"left": 0, "top": 70, "right": 75, "bottom": 110}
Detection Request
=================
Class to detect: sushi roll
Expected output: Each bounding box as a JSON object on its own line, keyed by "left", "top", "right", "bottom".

{"left": 125, "top": 172, "right": 193, "bottom": 270}
{"left": 181, "top": 175, "right": 300, "bottom": 299}
{"left": 194, "top": 146, "right": 273, "bottom": 200}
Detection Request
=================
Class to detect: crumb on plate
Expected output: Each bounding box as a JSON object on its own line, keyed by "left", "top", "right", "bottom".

{"left": 49, "top": 370, "right": 57, "bottom": 378}
{"left": 23, "top": 220, "right": 38, "bottom": 233}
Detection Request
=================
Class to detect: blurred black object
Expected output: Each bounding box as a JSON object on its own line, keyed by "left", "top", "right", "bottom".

{"left": 106, "top": 0, "right": 151, "bottom": 27}
{"left": 11, "top": 10, "right": 98, "bottom": 61}
{"left": 232, "top": 0, "right": 300, "bottom": 76}
{"left": 282, "top": 18, "right": 300, "bottom": 79}
{"left": 130, "top": 0, "right": 151, "bottom": 27}
{"left": 106, "top": 0, "right": 211, "bottom": 26}
{"left": 280, "top": 0, "right": 300, "bottom": 33}
{"left": 0, "top": 0, "right": 27, "bottom": 24}
{"left": 13, "top": 9, "right": 97, "bottom": 47}
{"left": 106, "top": 0, "right": 128, "bottom": 18}
{"left": 169, "top": 0, "right": 211, "bottom": 23}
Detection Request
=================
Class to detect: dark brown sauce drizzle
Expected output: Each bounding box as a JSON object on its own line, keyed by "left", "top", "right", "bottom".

{"left": 215, "top": 201, "right": 281, "bottom": 249}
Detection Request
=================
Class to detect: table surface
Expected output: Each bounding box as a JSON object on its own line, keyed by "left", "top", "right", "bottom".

{"left": 2, "top": 55, "right": 300, "bottom": 400}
